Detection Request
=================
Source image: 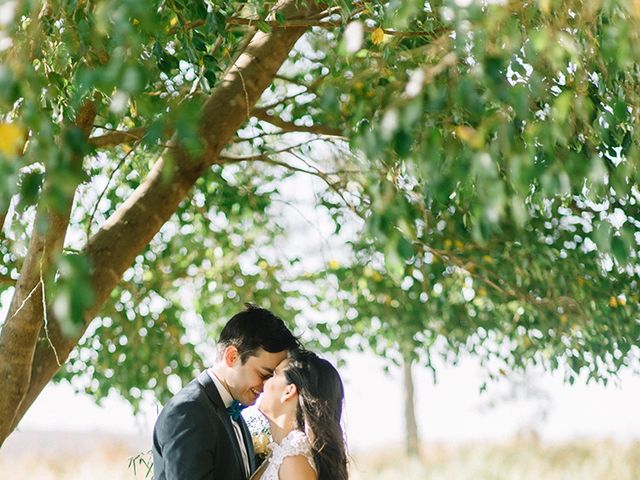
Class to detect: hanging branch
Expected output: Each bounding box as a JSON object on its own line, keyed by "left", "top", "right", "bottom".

{"left": 252, "top": 107, "right": 344, "bottom": 137}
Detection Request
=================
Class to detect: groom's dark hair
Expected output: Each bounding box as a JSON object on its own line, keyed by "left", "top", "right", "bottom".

{"left": 217, "top": 303, "right": 299, "bottom": 363}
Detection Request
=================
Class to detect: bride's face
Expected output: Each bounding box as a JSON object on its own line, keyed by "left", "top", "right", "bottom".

{"left": 257, "top": 358, "right": 291, "bottom": 418}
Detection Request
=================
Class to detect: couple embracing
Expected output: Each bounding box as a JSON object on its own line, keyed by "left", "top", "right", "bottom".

{"left": 152, "top": 304, "right": 349, "bottom": 480}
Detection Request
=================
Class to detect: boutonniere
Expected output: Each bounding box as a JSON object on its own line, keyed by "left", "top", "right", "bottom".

{"left": 252, "top": 431, "right": 271, "bottom": 466}
{"left": 247, "top": 412, "right": 272, "bottom": 467}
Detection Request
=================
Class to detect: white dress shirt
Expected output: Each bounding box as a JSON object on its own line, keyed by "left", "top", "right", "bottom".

{"left": 207, "top": 369, "right": 250, "bottom": 476}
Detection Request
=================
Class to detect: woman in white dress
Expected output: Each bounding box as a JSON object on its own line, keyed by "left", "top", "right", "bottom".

{"left": 251, "top": 349, "right": 348, "bottom": 480}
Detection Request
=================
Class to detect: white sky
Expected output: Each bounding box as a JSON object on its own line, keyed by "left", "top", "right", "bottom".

{"left": 10, "top": 348, "right": 640, "bottom": 452}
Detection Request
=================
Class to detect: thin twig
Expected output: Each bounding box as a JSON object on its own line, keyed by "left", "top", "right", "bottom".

{"left": 7, "top": 282, "right": 41, "bottom": 322}
{"left": 89, "top": 127, "right": 147, "bottom": 148}
{"left": 256, "top": 89, "right": 313, "bottom": 111}
{"left": 237, "top": 69, "right": 252, "bottom": 121}
{"left": 228, "top": 16, "right": 442, "bottom": 37}
{"left": 233, "top": 131, "right": 291, "bottom": 142}
{"left": 253, "top": 108, "right": 344, "bottom": 137}
{"left": 40, "top": 251, "right": 60, "bottom": 367}
{"left": 85, "top": 143, "right": 140, "bottom": 240}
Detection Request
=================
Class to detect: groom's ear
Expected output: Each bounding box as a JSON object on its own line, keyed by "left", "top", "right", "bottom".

{"left": 223, "top": 346, "right": 239, "bottom": 367}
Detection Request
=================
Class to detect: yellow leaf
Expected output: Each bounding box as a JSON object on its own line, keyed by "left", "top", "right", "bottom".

{"left": 455, "top": 125, "right": 474, "bottom": 142}
{"left": 454, "top": 125, "right": 483, "bottom": 149}
{"left": 538, "top": 0, "right": 551, "bottom": 15}
{"left": 371, "top": 27, "right": 385, "bottom": 45}
{"left": 169, "top": 16, "right": 178, "bottom": 27}
{"left": 0, "top": 123, "right": 26, "bottom": 157}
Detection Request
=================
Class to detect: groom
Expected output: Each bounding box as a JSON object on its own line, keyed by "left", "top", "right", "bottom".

{"left": 152, "top": 304, "right": 299, "bottom": 479}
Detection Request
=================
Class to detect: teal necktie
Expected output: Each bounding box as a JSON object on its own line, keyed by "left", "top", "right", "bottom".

{"left": 226, "top": 400, "right": 245, "bottom": 421}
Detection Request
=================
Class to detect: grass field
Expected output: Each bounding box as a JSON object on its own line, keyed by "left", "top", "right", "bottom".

{"left": 350, "top": 437, "right": 640, "bottom": 480}
{"left": 1, "top": 431, "right": 638, "bottom": 479}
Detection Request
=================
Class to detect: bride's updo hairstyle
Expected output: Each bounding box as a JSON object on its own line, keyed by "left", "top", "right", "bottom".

{"left": 284, "top": 349, "right": 348, "bottom": 480}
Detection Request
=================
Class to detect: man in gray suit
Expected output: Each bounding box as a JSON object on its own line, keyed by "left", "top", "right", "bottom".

{"left": 152, "top": 304, "right": 299, "bottom": 479}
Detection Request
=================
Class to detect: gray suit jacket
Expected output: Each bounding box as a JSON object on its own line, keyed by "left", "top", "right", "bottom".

{"left": 152, "top": 371, "right": 256, "bottom": 480}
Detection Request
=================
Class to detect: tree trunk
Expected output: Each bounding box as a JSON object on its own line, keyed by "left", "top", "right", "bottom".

{"left": 403, "top": 356, "right": 420, "bottom": 459}
{"left": 1, "top": 0, "right": 321, "bottom": 445}
{"left": 0, "top": 101, "right": 96, "bottom": 444}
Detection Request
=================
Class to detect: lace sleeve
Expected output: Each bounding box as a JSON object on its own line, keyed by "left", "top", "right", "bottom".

{"left": 261, "top": 430, "right": 316, "bottom": 480}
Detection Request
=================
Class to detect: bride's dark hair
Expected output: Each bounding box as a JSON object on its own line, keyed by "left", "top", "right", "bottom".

{"left": 284, "top": 349, "right": 349, "bottom": 480}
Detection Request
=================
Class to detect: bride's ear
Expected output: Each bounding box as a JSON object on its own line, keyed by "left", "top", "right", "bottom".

{"left": 281, "top": 383, "right": 298, "bottom": 402}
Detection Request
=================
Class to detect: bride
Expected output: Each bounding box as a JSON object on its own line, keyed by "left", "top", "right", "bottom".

{"left": 250, "top": 349, "right": 349, "bottom": 480}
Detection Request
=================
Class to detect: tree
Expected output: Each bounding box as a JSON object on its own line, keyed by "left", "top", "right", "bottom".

{"left": 1, "top": 0, "right": 639, "bottom": 449}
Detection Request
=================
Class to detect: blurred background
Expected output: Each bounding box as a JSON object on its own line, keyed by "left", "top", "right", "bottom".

{"left": 2, "top": 0, "right": 640, "bottom": 479}
{"left": 2, "top": 351, "right": 639, "bottom": 479}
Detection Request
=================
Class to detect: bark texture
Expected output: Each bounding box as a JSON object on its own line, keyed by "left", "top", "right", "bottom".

{"left": 403, "top": 357, "right": 420, "bottom": 458}
{"left": 0, "top": 101, "right": 96, "bottom": 444}
{"left": 3, "top": 0, "right": 321, "bottom": 443}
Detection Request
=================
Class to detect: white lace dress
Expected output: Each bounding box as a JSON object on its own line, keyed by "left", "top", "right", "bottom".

{"left": 251, "top": 430, "right": 316, "bottom": 480}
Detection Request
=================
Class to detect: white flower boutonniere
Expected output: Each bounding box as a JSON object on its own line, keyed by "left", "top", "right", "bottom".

{"left": 246, "top": 412, "right": 271, "bottom": 467}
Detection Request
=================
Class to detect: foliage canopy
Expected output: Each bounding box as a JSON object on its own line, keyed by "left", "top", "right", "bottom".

{"left": 0, "top": 0, "right": 639, "bottom": 422}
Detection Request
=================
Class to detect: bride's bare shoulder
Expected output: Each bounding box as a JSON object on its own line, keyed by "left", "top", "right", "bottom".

{"left": 278, "top": 454, "right": 317, "bottom": 480}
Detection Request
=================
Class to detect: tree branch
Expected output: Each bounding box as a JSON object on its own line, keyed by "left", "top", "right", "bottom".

{"left": 89, "top": 127, "right": 147, "bottom": 148}
{"left": 220, "top": 151, "right": 362, "bottom": 215}
{"left": 274, "top": 74, "right": 310, "bottom": 88}
{"left": 228, "top": 16, "right": 443, "bottom": 37}
{"left": 9, "top": 0, "right": 325, "bottom": 438}
{"left": 220, "top": 139, "right": 322, "bottom": 163}
{"left": 85, "top": 142, "right": 141, "bottom": 240}
{"left": 0, "top": 210, "right": 6, "bottom": 241}
{"left": 0, "top": 99, "right": 96, "bottom": 445}
{"left": 252, "top": 107, "right": 344, "bottom": 137}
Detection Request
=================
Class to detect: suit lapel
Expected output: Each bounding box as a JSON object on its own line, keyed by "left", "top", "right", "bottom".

{"left": 239, "top": 416, "right": 256, "bottom": 474}
{"left": 197, "top": 371, "right": 247, "bottom": 476}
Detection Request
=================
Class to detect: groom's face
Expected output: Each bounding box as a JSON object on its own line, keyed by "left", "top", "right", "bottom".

{"left": 226, "top": 347, "right": 288, "bottom": 406}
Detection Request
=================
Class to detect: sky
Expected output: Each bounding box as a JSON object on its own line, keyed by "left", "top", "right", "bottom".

{"left": 11, "top": 345, "right": 640, "bottom": 452}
